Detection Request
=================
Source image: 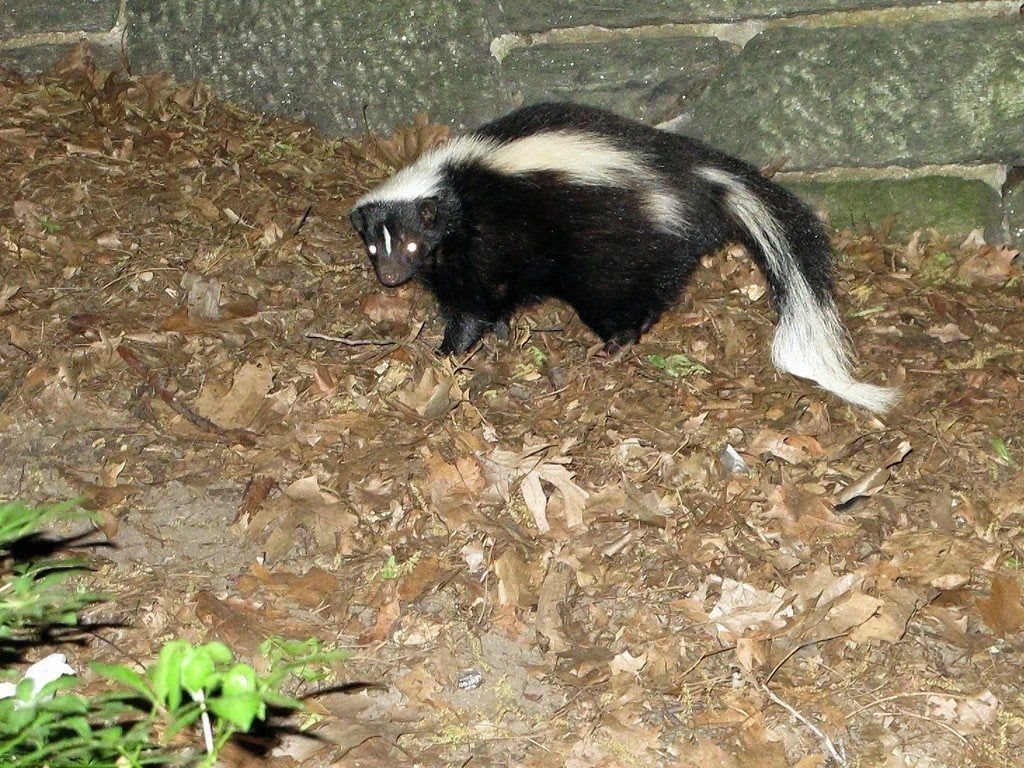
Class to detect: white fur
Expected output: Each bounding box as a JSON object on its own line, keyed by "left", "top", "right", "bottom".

{"left": 698, "top": 167, "right": 897, "bottom": 413}
{"left": 383, "top": 225, "right": 392, "bottom": 255}
{"left": 355, "top": 131, "right": 687, "bottom": 234}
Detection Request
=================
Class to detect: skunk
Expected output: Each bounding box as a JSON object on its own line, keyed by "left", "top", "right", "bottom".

{"left": 349, "top": 102, "right": 897, "bottom": 413}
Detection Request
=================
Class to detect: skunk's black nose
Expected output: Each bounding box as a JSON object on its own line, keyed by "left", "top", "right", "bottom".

{"left": 375, "top": 260, "right": 415, "bottom": 287}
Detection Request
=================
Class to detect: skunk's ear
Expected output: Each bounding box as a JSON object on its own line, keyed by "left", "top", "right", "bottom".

{"left": 349, "top": 207, "right": 366, "bottom": 234}
{"left": 417, "top": 197, "right": 438, "bottom": 227}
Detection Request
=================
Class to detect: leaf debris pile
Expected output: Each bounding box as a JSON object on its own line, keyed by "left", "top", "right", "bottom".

{"left": 1, "top": 48, "right": 1023, "bottom": 767}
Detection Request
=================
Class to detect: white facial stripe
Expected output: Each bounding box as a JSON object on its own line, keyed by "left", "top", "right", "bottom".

{"left": 383, "top": 226, "right": 392, "bottom": 255}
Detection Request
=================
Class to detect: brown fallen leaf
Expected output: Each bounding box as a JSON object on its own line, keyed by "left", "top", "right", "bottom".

{"left": 976, "top": 574, "right": 1024, "bottom": 635}
{"left": 749, "top": 429, "right": 824, "bottom": 465}
{"left": 194, "top": 592, "right": 270, "bottom": 664}
{"left": 536, "top": 556, "right": 575, "bottom": 653}
{"left": 236, "top": 563, "right": 342, "bottom": 610}
{"left": 361, "top": 292, "right": 412, "bottom": 325}
{"left": 926, "top": 322, "right": 970, "bottom": 343}
{"left": 957, "top": 244, "right": 1019, "bottom": 285}
{"left": 358, "top": 598, "right": 402, "bottom": 645}
{"left": 394, "top": 366, "right": 459, "bottom": 420}
{"left": 368, "top": 113, "right": 451, "bottom": 170}
{"left": 836, "top": 440, "right": 911, "bottom": 506}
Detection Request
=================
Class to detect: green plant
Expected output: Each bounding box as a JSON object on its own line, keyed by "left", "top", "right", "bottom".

{"left": 37, "top": 216, "right": 62, "bottom": 234}
{"left": 1, "top": 500, "right": 346, "bottom": 766}
{"left": 0, "top": 500, "right": 99, "bottom": 643}
{"left": 993, "top": 437, "right": 1016, "bottom": 466}
{"left": 646, "top": 353, "right": 710, "bottom": 378}
{"left": 259, "top": 635, "right": 339, "bottom": 685}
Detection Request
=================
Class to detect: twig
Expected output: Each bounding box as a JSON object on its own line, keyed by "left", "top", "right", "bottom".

{"left": 679, "top": 644, "right": 736, "bottom": 680}
{"left": 117, "top": 345, "right": 259, "bottom": 446}
{"left": 305, "top": 332, "right": 407, "bottom": 347}
{"left": 759, "top": 682, "right": 847, "bottom": 767}
{"left": 848, "top": 691, "right": 973, "bottom": 720}
{"left": 766, "top": 631, "right": 851, "bottom": 685}
{"left": 873, "top": 711, "right": 969, "bottom": 746}
{"left": 292, "top": 203, "right": 313, "bottom": 236}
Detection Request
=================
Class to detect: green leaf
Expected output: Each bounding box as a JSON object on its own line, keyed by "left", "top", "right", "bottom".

{"left": 202, "top": 641, "right": 233, "bottom": 665}
{"left": 207, "top": 693, "right": 262, "bottom": 730}
{"left": 646, "top": 354, "right": 667, "bottom": 369}
{"left": 91, "top": 662, "right": 156, "bottom": 704}
{"left": 222, "top": 663, "right": 257, "bottom": 697}
{"left": 150, "top": 640, "right": 189, "bottom": 710}
{"left": 646, "top": 353, "right": 709, "bottom": 377}
{"left": 38, "top": 692, "right": 90, "bottom": 715}
{"left": 259, "top": 689, "right": 304, "bottom": 710}
{"left": 163, "top": 702, "right": 203, "bottom": 740}
{"left": 993, "top": 437, "right": 1015, "bottom": 465}
{"left": 180, "top": 647, "right": 216, "bottom": 692}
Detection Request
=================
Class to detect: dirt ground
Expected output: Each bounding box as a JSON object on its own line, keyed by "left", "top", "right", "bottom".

{"left": 2, "top": 50, "right": 1024, "bottom": 768}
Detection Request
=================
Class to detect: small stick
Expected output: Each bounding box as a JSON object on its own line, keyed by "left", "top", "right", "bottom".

{"left": 872, "top": 710, "right": 968, "bottom": 746}
{"left": 117, "top": 345, "right": 259, "bottom": 446}
{"left": 305, "top": 332, "right": 407, "bottom": 347}
{"left": 848, "top": 691, "right": 973, "bottom": 719}
{"left": 760, "top": 682, "right": 848, "bottom": 767}
{"left": 292, "top": 203, "right": 313, "bottom": 236}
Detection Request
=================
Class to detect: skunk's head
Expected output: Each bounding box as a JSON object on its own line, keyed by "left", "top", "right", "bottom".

{"left": 348, "top": 195, "right": 453, "bottom": 287}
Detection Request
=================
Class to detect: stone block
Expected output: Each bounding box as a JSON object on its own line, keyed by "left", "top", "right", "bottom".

{"left": 502, "top": 36, "right": 734, "bottom": 125}
{"left": 128, "top": 0, "right": 511, "bottom": 136}
{"left": 494, "top": 0, "right": 964, "bottom": 34}
{"left": 0, "top": 0, "right": 119, "bottom": 37}
{"left": 682, "top": 18, "right": 1024, "bottom": 171}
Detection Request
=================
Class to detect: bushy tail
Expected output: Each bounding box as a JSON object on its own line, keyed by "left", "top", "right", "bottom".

{"left": 697, "top": 167, "right": 898, "bottom": 414}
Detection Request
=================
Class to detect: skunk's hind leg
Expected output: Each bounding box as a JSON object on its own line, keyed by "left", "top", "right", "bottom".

{"left": 577, "top": 307, "right": 660, "bottom": 359}
{"left": 601, "top": 328, "right": 643, "bottom": 359}
{"left": 437, "top": 313, "right": 511, "bottom": 356}
{"left": 438, "top": 313, "right": 486, "bottom": 355}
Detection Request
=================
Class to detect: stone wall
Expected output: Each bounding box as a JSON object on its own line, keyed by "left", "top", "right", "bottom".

{"left": 2, "top": 0, "right": 1022, "bottom": 244}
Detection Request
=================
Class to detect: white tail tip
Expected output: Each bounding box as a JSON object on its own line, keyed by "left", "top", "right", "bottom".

{"left": 771, "top": 301, "right": 899, "bottom": 414}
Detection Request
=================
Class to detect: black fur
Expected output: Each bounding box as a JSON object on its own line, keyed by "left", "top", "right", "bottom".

{"left": 350, "top": 102, "right": 833, "bottom": 357}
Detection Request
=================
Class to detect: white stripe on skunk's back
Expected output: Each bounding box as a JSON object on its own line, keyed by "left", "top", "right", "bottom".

{"left": 356, "top": 130, "right": 687, "bottom": 234}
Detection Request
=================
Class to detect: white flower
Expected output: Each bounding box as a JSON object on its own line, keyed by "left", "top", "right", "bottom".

{"left": 0, "top": 653, "right": 76, "bottom": 708}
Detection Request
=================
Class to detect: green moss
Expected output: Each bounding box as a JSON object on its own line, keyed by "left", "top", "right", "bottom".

{"left": 783, "top": 176, "right": 1002, "bottom": 239}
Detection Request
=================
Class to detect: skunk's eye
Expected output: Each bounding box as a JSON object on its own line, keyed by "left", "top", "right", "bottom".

{"left": 368, "top": 245, "right": 378, "bottom": 255}
{"left": 406, "top": 242, "right": 418, "bottom": 253}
